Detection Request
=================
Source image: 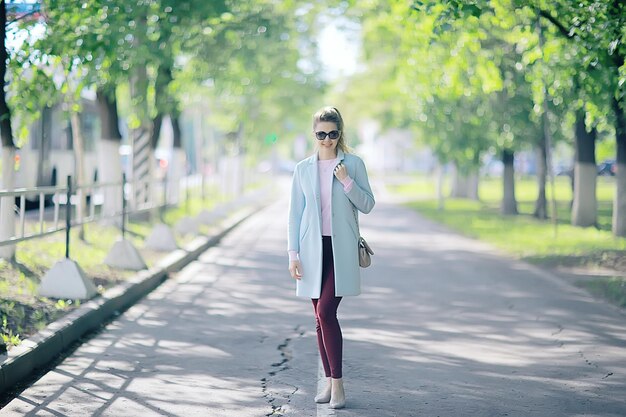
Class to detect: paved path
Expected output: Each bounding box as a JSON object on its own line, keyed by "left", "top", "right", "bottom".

{"left": 1, "top": 177, "right": 625, "bottom": 416}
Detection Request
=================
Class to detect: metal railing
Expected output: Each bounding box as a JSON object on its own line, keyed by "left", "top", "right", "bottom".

{"left": 0, "top": 165, "right": 266, "bottom": 252}
{"left": 0, "top": 185, "right": 66, "bottom": 246}
{"left": 0, "top": 174, "right": 186, "bottom": 250}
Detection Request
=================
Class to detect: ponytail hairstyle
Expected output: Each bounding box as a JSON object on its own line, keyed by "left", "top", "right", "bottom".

{"left": 313, "top": 106, "right": 350, "bottom": 153}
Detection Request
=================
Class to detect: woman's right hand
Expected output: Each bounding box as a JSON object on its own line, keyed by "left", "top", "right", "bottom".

{"left": 289, "top": 260, "right": 302, "bottom": 280}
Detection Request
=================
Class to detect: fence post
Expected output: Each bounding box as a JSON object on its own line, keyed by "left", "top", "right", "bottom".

{"left": 39, "top": 174, "right": 97, "bottom": 300}
{"left": 144, "top": 173, "right": 178, "bottom": 251}
{"left": 201, "top": 169, "right": 206, "bottom": 202}
{"left": 186, "top": 175, "right": 190, "bottom": 215}
{"left": 121, "top": 174, "right": 127, "bottom": 240}
{"left": 196, "top": 171, "right": 214, "bottom": 225}
{"left": 161, "top": 174, "right": 167, "bottom": 222}
{"left": 103, "top": 172, "right": 147, "bottom": 271}
{"left": 65, "top": 175, "right": 72, "bottom": 259}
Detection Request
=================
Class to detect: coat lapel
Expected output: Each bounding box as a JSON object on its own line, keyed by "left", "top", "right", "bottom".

{"left": 306, "top": 150, "right": 345, "bottom": 223}
{"left": 306, "top": 154, "right": 320, "bottom": 216}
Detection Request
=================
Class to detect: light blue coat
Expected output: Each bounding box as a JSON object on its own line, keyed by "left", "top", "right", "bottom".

{"left": 288, "top": 150, "right": 375, "bottom": 298}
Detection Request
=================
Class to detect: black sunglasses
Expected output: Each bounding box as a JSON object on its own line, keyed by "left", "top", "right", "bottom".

{"left": 315, "top": 130, "right": 340, "bottom": 140}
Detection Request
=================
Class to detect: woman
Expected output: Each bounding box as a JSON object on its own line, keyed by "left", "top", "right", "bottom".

{"left": 287, "top": 106, "right": 375, "bottom": 409}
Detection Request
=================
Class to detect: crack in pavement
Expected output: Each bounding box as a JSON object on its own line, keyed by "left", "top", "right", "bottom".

{"left": 262, "top": 325, "right": 305, "bottom": 416}
{"left": 546, "top": 320, "right": 615, "bottom": 382}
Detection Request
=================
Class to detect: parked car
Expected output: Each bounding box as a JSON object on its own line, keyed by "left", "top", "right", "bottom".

{"left": 597, "top": 160, "right": 616, "bottom": 176}
{"left": 554, "top": 163, "right": 573, "bottom": 178}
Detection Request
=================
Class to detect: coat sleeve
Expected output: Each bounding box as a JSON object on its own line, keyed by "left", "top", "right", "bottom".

{"left": 288, "top": 166, "right": 305, "bottom": 253}
{"left": 345, "top": 157, "right": 375, "bottom": 214}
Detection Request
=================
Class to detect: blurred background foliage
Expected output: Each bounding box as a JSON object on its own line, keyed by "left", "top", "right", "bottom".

{"left": 0, "top": 0, "right": 624, "bottom": 235}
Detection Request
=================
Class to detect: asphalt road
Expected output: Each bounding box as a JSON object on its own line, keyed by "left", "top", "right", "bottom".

{"left": 1, "top": 177, "right": 625, "bottom": 417}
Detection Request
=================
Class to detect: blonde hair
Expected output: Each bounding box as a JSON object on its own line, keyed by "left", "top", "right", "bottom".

{"left": 313, "top": 106, "right": 350, "bottom": 153}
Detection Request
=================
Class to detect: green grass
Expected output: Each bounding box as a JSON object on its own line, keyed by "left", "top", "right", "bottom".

{"left": 390, "top": 174, "right": 626, "bottom": 307}
{"left": 406, "top": 198, "right": 625, "bottom": 257}
{"left": 582, "top": 278, "right": 626, "bottom": 307}
{"left": 162, "top": 185, "right": 224, "bottom": 225}
{"left": 0, "top": 221, "right": 150, "bottom": 350}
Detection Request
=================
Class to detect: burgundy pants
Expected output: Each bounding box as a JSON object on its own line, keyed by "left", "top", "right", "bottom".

{"left": 312, "top": 236, "right": 343, "bottom": 379}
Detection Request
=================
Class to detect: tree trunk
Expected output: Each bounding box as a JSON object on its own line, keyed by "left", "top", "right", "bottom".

{"left": 467, "top": 171, "right": 479, "bottom": 201}
{"left": 0, "top": 146, "right": 15, "bottom": 260}
{"left": 152, "top": 60, "right": 180, "bottom": 203}
{"left": 436, "top": 161, "right": 445, "bottom": 210}
{"left": 0, "top": 3, "right": 12, "bottom": 149}
{"left": 0, "top": 0, "right": 16, "bottom": 260}
{"left": 151, "top": 113, "right": 163, "bottom": 150}
{"left": 571, "top": 109, "right": 597, "bottom": 227}
{"left": 96, "top": 87, "right": 123, "bottom": 220}
{"left": 152, "top": 63, "right": 172, "bottom": 150}
{"left": 97, "top": 87, "right": 122, "bottom": 140}
{"left": 501, "top": 149, "right": 518, "bottom": 215}
{"left": 469, "top": 153, "right": 480, "bottom": 201}
{"left": 130, "top": 63, "right": 154, "bottom": 215}
{"left": 450, "top": 164, "right": 470, "bottom": 198}
{"left": 612, "top": 96, "right": 626, "bottom": 237}
{"left": 168, "top": 115, "right": 186, "bottom": 204}
{"left": 69, "top": 110, "right": 87, "bottom": 240}
{"left": 172, "top": 114, "right": 182, "bottom": 149}
{"left": 534, "top": 133, "right": 548, "bottom": 219}
{"left": 234, "top": 121, "right": 245, "bottom": 195}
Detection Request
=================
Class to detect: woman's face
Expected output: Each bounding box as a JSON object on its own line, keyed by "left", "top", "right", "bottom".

{"left": 314, "top": 121, "right": 339, "bottom": 153}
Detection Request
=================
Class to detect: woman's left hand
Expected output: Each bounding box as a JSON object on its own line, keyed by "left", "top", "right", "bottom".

{"left": 334, "top": 163, "right": 348, "bottom": 181}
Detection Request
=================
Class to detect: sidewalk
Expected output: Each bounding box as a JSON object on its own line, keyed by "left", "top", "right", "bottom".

{"left": 1, "top": 178, "right": 626, "bottom": 416}
{"left": 0, "top": 186, "right": 273, "bottom": 403}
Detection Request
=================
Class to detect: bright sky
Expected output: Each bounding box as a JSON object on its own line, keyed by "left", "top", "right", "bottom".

{"left": 7, "top": 8, "right": 362, "bottom": 85}
{"left": 317, "top": 16, "right": 361, "bottom": 81}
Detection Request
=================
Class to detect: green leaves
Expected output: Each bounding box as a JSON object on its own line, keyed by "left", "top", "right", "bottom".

{"left": 348, "top": 0, "right": 626, "bottom": 174}
{"left": 4, "top": 0, "right": 325, "bottom": 164}
{"left": 183, "top": 1, "right": 325, "bottom": 155}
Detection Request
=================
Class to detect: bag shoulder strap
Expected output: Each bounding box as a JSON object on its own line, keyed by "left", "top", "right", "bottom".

{"left": 352, "top": 205, "right": 360, "bottom": 237}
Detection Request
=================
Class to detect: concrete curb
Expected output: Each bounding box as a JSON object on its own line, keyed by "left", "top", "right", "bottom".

{"left": 0, "top": 202, "right": 264, "bottom": 398}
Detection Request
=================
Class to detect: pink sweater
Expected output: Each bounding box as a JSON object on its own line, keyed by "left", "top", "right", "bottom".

{"left": 289, "top": 158, "right": 353, "bottom": 262}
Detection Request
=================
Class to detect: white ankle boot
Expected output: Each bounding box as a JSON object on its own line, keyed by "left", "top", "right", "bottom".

{"left": 315, "top": 377, "right": 332, "bottom": 403}
{"left": 329, "top": 378, "right": 345, "bottom": 409}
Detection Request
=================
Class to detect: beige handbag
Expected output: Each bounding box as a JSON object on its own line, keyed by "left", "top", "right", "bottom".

{"left": 353, "top": 207, "right": 374, "bottom": 268}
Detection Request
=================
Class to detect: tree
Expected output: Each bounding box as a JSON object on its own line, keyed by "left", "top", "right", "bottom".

{"left": 369, "top": 0, "right": 624, "bottom": 233}
{"left": 188, "top": 1, "right": 325, "bottom": 165}
{"left": 525, "top": 0, "right": 626, "bottom": 234}
{"left": 0, "top": 0, "right": 17, "bottom": 260}
{"left": 10, "top": 0, "right": 136, "bottom": 223}
{"left": 6, "top": 0, "right": 326, "bottom": 216}
{"left": 359, "top": 0, "right": 544, "bottom": 213}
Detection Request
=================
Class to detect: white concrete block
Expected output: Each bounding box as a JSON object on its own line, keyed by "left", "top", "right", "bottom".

{"left": 104, "top": 238, "right": 147, "bottom": 271}
{"left": 196, "top": 209, "right": 216, "bottom": 225}
{"left": 38, "top": 259, "right": 97, "bottom": 300}
{"left": 212, "top": 205, "right": 229, "bottom": 219}
{"left": 144, "top": 223, "right": 178, "bottom": 251}
{"left": 174, "top": 217, "right": 198, "bottom": 235}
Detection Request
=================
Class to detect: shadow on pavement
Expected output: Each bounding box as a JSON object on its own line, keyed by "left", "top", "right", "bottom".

{"left": 2, "top": 197, "right": 626, "bottom": 417}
